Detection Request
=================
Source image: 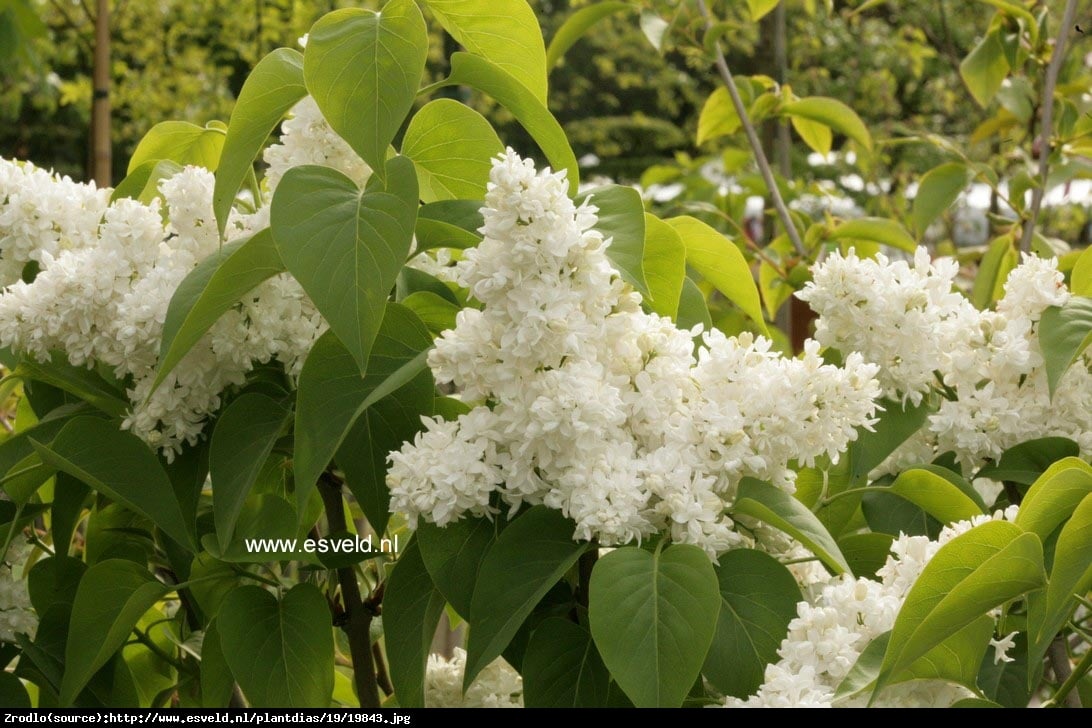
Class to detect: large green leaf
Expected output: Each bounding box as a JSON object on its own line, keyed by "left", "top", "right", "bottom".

{"left": 414, "top": 200, "right": 483, "bottom": 253}
{"left": 402, "top": 99, "right": 503, "bottom": 202}
{"left": 465, "top": 506, "right": 587, "bottom": 687}
{"left": 304, "top": 1, "right": 428, "bottom": 172}
{"left": 588, "top": 543, "right": 719, "bottom": 707}
{"left": 642, "top": 214, "right": 685, "bottom": 319}
{"left": 912, "top": 162, "right": 970, "bottom": 235}
{"left": 1014, "top": 457, "right": 1092, "bottom": 541}
{"left": 960, "top": 30, "right": 1009, "bottom": 107}
{"left": 383, "top": 539, "right": 445, "bottom": 708}
{"left": 884, "top": 468, "right": 984, "bottom": 524}
{"left": 217, "top": 584, "right": 333, "bottom": 708}
{"left": 847, "top": 397, "right": 932, "bottom": 483}
{"left": 576, "top": 184, "right": 648, "bottom": 297}
{"left": 271, "top": 157, "right": 419, "bottom": 373}
{"left": 128, "top": 121, "right": 225, "bottom": 173}
{"left": 976, "top": 437, "right": 1080, "bottom": 486}
{"left": 8, "top": 359, "right": 127, "bottom": 418}
{"left": 781, "top": 96, "right": 872, "bottom": 152}
{"left": 1028, "top": 493, "right": 1092, "bottom": 660}
{"left": 111, "top": 160, "right": 184, "bottom": 204}
{"left": 828, "top": 217, "right": 917, "bottom": 255}
{"left": 0, "top": 673, "right": 30, "bottom": 708}
{"left": 422, "top": 0, "right": 547, "bottom": 103}
{"left": 546, "top": 1, "right": 632, "bottom": 70}
{"left": 210, "top": 393, "right": 291, "bottom": 550}
{"left": 677, "top": 277, "right": 713, "bottom": 333}
{"left": 199, "top": 619, "right": 234, "bottom": 708}
{"left": 31, "top": 417, "right": 194, "bottom": 548}
{"left": 416, "top": 517, "right": 498, "bottom": 618}
{"left": 702, "top": 549, "right": 801, "bottom": 698}
{"left": 1072, "top": 245, "right": 1092, "bottom": 296}
{"left": 667, "top": 215, "right": 767, "bottom": 333}
{"left": 213, "top": 48, "right": 306, "bottom": 235}
{"left": 875, "top": 521, "right": 1045, "bottom": 697}
{"left": 732, "top": 477, "right": 851, "bottom": 575}
{"left": 429, "top": 52, "right": 578, "bottom": 191}
{"left": 972, "top": 234, "right": 1018, "bottom": 309}
{"left": 1038, "top": 297, "right": 1092, "bottom": 396}
{"left": 59, "top": 560, "right": 169, "bottom": 705}
{"left": 522, "top": 618, "right": 611, "bottom": 707}
{"left": 155, "top": 229, "right": 285, "bottom": 391}
{"left": 294, "top": 304, "right": 433, "bottom": 517}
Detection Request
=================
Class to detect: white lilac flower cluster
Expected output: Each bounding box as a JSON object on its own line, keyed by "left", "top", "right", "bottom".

{"left": 728, "top": 507, "right": 1019, "bottom": 708}
{"left": 423, "top": 648, "right": 523, "bottom": 708}
{"left": 0, "top": 540, "right": 37, "bottom": 642}
{"left": 387, "top": 150, "right": 882, "bottom": 553}
{"left": 798, "top": 248, "right": 1092, "bottom": 472}
{"left": 0, "top": 96, "right": 359, "bottom": 456}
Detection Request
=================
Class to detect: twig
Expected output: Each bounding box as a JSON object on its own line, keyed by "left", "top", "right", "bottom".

{"left": 372, "top": 643, "right": 394, "bottom": 696}
{"left": 319, "top": 473, "right": 381, "bottom": 708}
{"left": 1020, "top": 0, "right": 1080, "bottom": 253}
{"left": 1046, "top": 636, "right": 1083, "bottom": 707}
{"left": 694, "top": 0, "right": 806, "bottom": 256}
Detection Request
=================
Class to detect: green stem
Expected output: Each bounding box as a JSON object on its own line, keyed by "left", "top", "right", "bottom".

{"left": 132, "top": 627, "right": 185, "bottom": 671}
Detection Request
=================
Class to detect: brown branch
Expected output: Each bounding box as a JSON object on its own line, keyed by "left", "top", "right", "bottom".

{"left": 1020, "top": 0, "right": 1080, "bottom": 253}
{"left": 319, "top": 473, "right": 381, "bottom": 708}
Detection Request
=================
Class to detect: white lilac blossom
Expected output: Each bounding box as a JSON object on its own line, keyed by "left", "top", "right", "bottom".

{"left": 728, "top": 507, "right": 1019, "bottom": 708}
{"left": 262, "top": 96, "right": 371, "bottom": 194}
{"left": 387, "top": 150, "right": 882, "bottom": 553}
{"left": 798, "top": 248, "right": 1092, "bottom": 472}
{"left": 0, "top": 148, "right": 327, "bottom": 455}
{"left": 0, "top": 539, "right": 37, "bottom": 642}
{"left": 424, "top": 648, "right": 523, "bottom": 708}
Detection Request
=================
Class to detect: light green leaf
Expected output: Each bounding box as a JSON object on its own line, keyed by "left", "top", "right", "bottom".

{"left": 402, "top": 291, "right": 459, "bottom": 335}
{"left": 383, "top": 539, "right": 445, "bottom": 707}
{"left": 128, "top": 121, "right": 225, "bottom": 174}
{"left": 214, "top": 48, "right": 306, "bottom": 235}
{"left": 31, "top": 417, "right": 194, "bottom": 548}
{"left": 271, "top": 157, "right": 419, "bottom": 373}
{"left": 155, "top": 229, "right": 285, "bottom": 391}
{"left": 828, "top": 217, "right": 918, "bottom": 254}
{"left": 59, "top": 560, "right": 169, "bottom": 705}
{"left": 912, "top": 162, "right": 970, "bottom": 234}
{"left": 838, "top": 532, "right": 895, "bottom": 579}
{"left": 875, "top": 521, "right": 1045, "bottom": 697}
{"left": 1015, "top": 457, "right": 1092, "bottom": 542}
{"left": 747, "top": 0, "right": 780, "bottom": 21}
{"left": 972, "top": 234, "right": 1018, "bottom": 309}
{"left": 210, "top": 393, "right": 291, "bottom": 550}
{"left": 884, "top": 468, "right": 985, "bottom": 524}
{"left": 790, "top": 114, "right": 832, "bottom": 155}
{"left": 697, "top": 88, "right": 740, "bottom": 146}
{"left": 413, "top": 199, "right": 483, "bottom": 253}
{"left": 1038, "top": 296, "right": 1092, "bottom": 397}
{"left": 676, "top": 277, "right": 713, "bottom": 333}
{"left": 667, "top": 215, "right": 767, "bottom": 333}
{"left": 417, "top": 517, "right": 498, "bottom": 619}
{"left": 702, "top": 549, "right": 801, "bottom": 698}
{"left": 960, "top": 30, "right": 1010, "bottom": 107}
{"left": 781, "top": 96, "right": 872, "bottom": 152}
{"left": 546, "top": 1, "right": 632, "bottom": 70}
{"left": 430, "top": 52, "right": 578, "bottom": 191}
{"left": 422, "top": 0, "right": 547, "bottom": 103}
{"left": 110, "top": 159, "right": 184, "bottom": 204}
{"left": 217, "top": 584, "right": 334, "bottom": 708}
{"left": 1028, "top": 493, "right": 1092, "bottom": 664}
{"left": 465, "top": 506, "right": 587, "bottom": 687}
{"left": 732, "top": 477, "right": 851, "bottom": 575}
{"left": 577, "top": 184, "right": 649, "bottom": 297}
{"left": 304, "top": 1, "right": 428, "bottom": 172}
{"left": 1071, "top": 245, "right": 1092, "bottom": 296}
{"left": 589, "top": 543, "right": 719, "bottom": 707}
{"left": 294, "top": 304, "right": 433, "bottom": 522}
{"left": 402, "top": 99, "right": 503, "bottom": 202}
{"left": 523, "top": 618, "right": 611, "bottom": 707}
{"left": 642, "top": 214, "right": 685, "bottom": 319}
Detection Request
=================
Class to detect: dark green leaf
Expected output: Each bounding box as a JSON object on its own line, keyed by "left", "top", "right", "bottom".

{"left": 522, "top": 618, "right": 610, "bottom": 707}
{"left": 912, "top": 162, "right": 970, "bottom": 235}
{"left": 977, "top": 437, "right": 1080, "bottom": 486}
{"left": 1038, "top": 297, "right": 1092, "bottom": 397}
{"left": 383, "top": 539, "right": 445, "bottom": 708}
{"left": 417, "top": 517, "right": 498, "bottom": 619}
{"left": 576, "top": 184, "right": 648, "bottom": 297}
